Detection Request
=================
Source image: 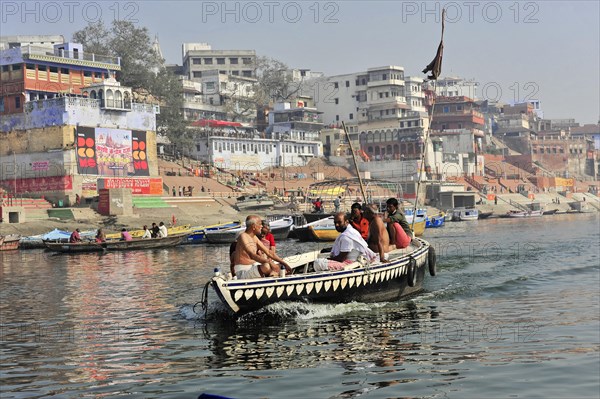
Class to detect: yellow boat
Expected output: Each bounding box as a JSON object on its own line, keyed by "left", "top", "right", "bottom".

{"left": 412, "top": 220, "right": 426, "bottom": 237}
{"left": 105, "top": 224, "right": 192, "bottom": 240}
{"left": 308, "top": 226, "right": 339, "bottom": 242}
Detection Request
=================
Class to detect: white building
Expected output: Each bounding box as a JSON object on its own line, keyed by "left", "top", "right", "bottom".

{"left": 182, "top": 43, "right": 256, "bottom": 81}
{"left": 189, "top": 103, "right": 323, "bottom": 171}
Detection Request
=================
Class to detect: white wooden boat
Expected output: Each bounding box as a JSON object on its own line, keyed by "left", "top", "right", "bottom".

{"left": 235, "top": 195, "right": 274, "bottom": 211}
{"left": 506, "top": 210, "right": 543, "bottom": 218}
{"left": 206, "top": 238, "right": 436, "bottom": 315}
{"left": 451, "top": 208, "right": 479, "bottom": 221}
{"left": 204, "top": 217, "right": 294, "bottom": 244}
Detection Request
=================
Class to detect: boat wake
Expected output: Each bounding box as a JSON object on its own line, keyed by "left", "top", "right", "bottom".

{"left": 179, "top": 300, "right": 390, "bottom": 324}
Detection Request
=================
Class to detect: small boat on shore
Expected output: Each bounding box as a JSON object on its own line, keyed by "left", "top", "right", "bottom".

{"left": 204, "top": 217, "right": 294, "bottom": 244}
{"left": 451, "top": 208, "right": 479, "bottom": 221}
{"left": 506, "top": 210, "right": 543, "bottom": 218}
{"left": 0, "top": 234, "right": 21, "bottom": 251}
{"left": 235, "top": 195, "right": 274, "bottom": 211}
{"left": 206, "top": 238, "right": 436, "bottom": 315}
{"left": 44, "top": 234, "right": 186, "bottom": 253}
{"left": 542, "top": 209, "right": 559, "bottom": 216}
{"left": 478, "top": 211, "right": 494, "bottom": 219}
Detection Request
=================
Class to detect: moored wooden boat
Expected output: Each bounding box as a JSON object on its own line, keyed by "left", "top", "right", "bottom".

{"left": 542, "top": 209, "right": 559, "bottom": 215}
{"left": 0, "top": 234, "right": 21, "bottom": 251}
{"left": 105, "top": 224, "right": 191, "bottom": 240}
{"left": 293, "top": 216, "right": 335, "bottom": 242}
{"left": 478, "top": 211, "right": 494, "bottom": 219}
{"left": 184, "top": 221, "right": 241, "bottom": 244}
{"left": 44, "top": 234, "right": 186, "bottom": 253}
{"left": 426, "top": 214, "right": 446, "bottom": 227}
{"left": 506, "top": 210, "right": 543, "bottom": 218}
{"left": 208, "top": 238, "right": 436, "bottom": 315}
{"left": 235, "top": 195, "right": 274, "bottom": 211}
{"left": 451, "top": 208, "right": 479, "bottom": 221}
{"left": 204, "top": 217, "right": 294, "bottom": 244}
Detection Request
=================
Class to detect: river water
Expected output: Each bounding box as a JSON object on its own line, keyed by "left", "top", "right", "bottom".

{"left": 1, "top": 214, "right": 599, "bottom": 399}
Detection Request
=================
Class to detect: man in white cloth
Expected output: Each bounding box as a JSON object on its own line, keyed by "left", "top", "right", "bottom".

{"left": 158, "top": 221, "right": 168, "bottom": 238}
{"left": 314, "top": 212, "right": 377, "bottom": 271}
{"left": 233, "top": 215, "right": 292, "bottom": 279}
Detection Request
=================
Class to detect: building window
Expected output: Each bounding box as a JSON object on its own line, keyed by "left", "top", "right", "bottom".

{"left": 334, "top": 98, "right": 339, "bottom": 104}
{"left": 84, "top": 71, "right": 92, "bottom": 77}
{"left": 441, "top": 124, "right": 447, "bottom": 130}
{"left": 346, "top": 80, "right": 350, "bottom": 87}
{"left": 193, "top": 71, "right": 202, "bottom": 78}
{"left": 60, "top": 68, "right": 69, "bottom": 74}
{"left": 204, "top": 58, "right": 213, "bottom": 64}
{"left": 242, "top": 70, "right": 252, "bottom": 77}
{"left": 231, "top": 71, "right": 239, "bottom": 76}
{"left": 38, "top": 65, "right": 47, "bottom": 71}
{"left": 230, "top": 58, "right": 238, "bottom": 64}
{"left": 349, "top": 113, "right": 353, "bottom": 120}
{"left": 336, "top": 115, "right": 339, "bottom": 121}
{"left": 49, "top": 66, "right": 58, "bottom": 73}
{"left": 193, "top": 58, "right": 201, "bottom": 64}
{"left": 2, "top": 65, "right": 9, "bottom": 72}
{"left": 217, "top": 58, "right": 225, "bottom": 64}
{"left": 0, "top": 98, "right": 4, "bottom": 113}
{"left": 443, "top": 106, "right": 449, "bottom": 113}
{"left": 15, "top": 96, "right": 21, "bottom": 109}
{"left": 334, "top": 82, "right": 339, "bottom": 89}
{"left": 458, "top": 123, "right": 462, "bottom": 129}
{"left": 457, "top": 105, "right": 463, "bottom": 111}
{"left": 242, "top": 58, "right": 252, "bottom": 65}
{"left": 26, "top": 63, "right": 35, "bottom": 70}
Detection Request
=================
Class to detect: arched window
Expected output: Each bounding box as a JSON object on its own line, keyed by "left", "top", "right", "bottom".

{"left": 106, "top": 89, "right": 114, "bottom": 107}
{"left": 90, "top": 90, "right": 97, "bottom": 99}
{"left": 367, "top": 146, "right": 374, "bottom": 154}
{"left": 115, "top": 90, "right": 123, "bottom": 108}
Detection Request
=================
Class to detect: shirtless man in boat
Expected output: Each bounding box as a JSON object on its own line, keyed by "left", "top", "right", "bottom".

{"left": 362, "top": 204, "right": 390, "bottom": 263}
{"left": 232, "top": 215, "right": 292, "bottom": 279}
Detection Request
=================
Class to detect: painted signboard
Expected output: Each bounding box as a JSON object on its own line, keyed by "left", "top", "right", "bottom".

{"left": 0, "top": 175, "right": 73, "bottom": 194}
{"left": 76, "top": 127, "right": 150, "bottom": 177}
{"left": 97, "top": 178, "right": 162, "bottom": 195}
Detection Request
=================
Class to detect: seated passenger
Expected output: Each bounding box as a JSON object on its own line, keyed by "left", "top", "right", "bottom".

{"left": 120, "top": 228, "right": 133, "bottom": 241}
{"left": 232, "top": 215, "right": 292, "bottom": 279}
{"left": 363, "top": 204, "right": 391, "bottom": 262}
{"left": 314, "top": 212, "right": 376, "bottom": 271}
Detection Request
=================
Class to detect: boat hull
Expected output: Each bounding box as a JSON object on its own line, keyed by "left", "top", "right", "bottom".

{"left": 44, "top": 235, "right": 185, "bottom": 253}
{"left": 184, "top": 222, "right": 241, "bottom": 244}
{"left": 507, "top": 210, "right": 543, "bottom": 218}
{"left": 0, "top": 235, "right": 20, "bottom": 251}
{"left": 211, "top": 239, "right": 431, "bottom": 315}
{"left": 303, "top": 212, "right": 335, "bottom": 223}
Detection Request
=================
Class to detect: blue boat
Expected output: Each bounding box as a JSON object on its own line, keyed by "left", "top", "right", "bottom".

{"left": 425, "top": 214, "right": 445, "bottom": 228}
{"left": 185, "top": 222, "right": 241, "bottom": 244}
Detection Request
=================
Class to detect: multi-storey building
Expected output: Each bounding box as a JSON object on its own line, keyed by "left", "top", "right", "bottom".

{"left": 190, "top": 103, "right": 322, "bottom": 171}
{"left": 1, "top": 41, "right": 121, "bottom": 115}
{"left": 0, "top": 42, "right": 160, "bottom": 205}
{"left": 182, "top": 43, "right": 256, "bottom": 81}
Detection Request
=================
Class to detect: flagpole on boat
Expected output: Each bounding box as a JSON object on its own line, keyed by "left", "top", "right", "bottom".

{"left": 342, "top": 121, "right": 367, "bottom": 204}
{"left": 411, "top": 8, "right": 446, "bottom": 232}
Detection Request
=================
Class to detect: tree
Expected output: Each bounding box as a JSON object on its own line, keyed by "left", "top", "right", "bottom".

{"left": 149, "top": 68, "right": 191, "bottom": 149}
{"left": 72, "top": 20, "right": 163, "bottom": 90}
{"left": 73, "top": 21, "right": 192, "bottom": 149}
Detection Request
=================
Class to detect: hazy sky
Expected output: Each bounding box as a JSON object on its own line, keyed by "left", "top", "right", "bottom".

{"left": 2, "top": 0, "right": 599, "bottom": 124}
